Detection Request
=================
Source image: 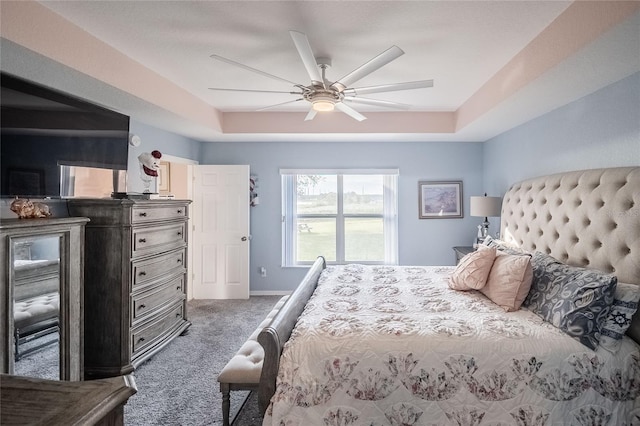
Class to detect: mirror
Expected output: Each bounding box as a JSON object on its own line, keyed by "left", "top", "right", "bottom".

{"left": 11, "top": 234, "right": 61, "bottom": 380}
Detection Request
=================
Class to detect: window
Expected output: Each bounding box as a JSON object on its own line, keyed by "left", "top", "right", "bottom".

{"left": 281, "top": 169, "right": 398, "bottom": 266}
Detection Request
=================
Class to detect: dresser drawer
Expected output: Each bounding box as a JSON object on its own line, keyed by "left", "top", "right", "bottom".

{"left": 131, "top": 303, "right": 184, "bottom": 354}
{"left": 131, "top": 222, "right": 186, "bottom": 257}
{"left": 131, "top": 205, "right": 187, "bottom": 224}
{"left": 132, "top": 275, "right": 185, "bottom": 325}
{"left": 132, "top": 248, "right": 186, "bottom": 289}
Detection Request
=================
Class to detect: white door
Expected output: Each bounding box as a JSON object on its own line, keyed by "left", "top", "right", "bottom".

{"left": 192, "top": 165, "right": 250, "bottom": 299}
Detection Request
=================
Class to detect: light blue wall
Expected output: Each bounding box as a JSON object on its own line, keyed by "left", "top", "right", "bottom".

{"left": 124, "top": 74, "right": 639, "bottom": 293}
{"left": 200, "top": 141, "right": 484, "bottom": 292}
{"left": 126, "top": 120, "right": 201, "bottom": 193}
{"left": 483, "top": 72, "right": 640, "bottom": 196}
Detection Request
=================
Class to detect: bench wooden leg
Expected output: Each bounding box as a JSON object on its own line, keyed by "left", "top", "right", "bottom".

{"left": 220, "top": 383, "right": 231, "bottom": 426}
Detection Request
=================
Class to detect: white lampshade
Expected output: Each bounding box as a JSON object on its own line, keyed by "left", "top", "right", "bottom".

{"left": 470, "top": 196, "right": 502, "bottom": 217}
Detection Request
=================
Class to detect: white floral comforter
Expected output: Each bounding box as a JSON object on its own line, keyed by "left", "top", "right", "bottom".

{"left": 263, "top": 265, "right": 640, "bottom": 426}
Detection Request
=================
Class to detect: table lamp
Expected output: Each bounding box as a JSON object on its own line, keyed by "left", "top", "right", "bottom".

{"left": 470, "top": 193, "right": 502, "bottom": 245}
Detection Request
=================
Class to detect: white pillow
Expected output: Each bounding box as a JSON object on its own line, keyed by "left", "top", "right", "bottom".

{"left": 599, "top": 282, "right": 640, "bottom": 353}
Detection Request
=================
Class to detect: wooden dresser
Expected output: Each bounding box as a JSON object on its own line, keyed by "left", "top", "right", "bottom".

{"left": 67, "top": 199, "right": 191, "bottom": 379}
{"left": 1, "top": 373, "right": 136, "bottom": 425}
{"left": 1, "top": 217, "right": 88, "bottom": 380}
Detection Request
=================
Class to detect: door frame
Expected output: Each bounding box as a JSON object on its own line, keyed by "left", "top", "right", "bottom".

{"left": 160, "top": 155, "right": 198, "bottom": 300}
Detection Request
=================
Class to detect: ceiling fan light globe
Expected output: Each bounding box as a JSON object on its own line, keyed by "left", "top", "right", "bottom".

{"left": 312, "top": 100, "right": 335, "bottom": 112}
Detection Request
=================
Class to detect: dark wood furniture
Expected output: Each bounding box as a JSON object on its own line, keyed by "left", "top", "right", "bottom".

{"left": 67, "top": 199, "right": 191, "bottom": 379}
{"left": 0, "top": 373, "right": 136, "bottom": 425}
{"left": 0, "top": 217, "right": 88, "bottom": 381}
{"left": 452, "top": 245, "right": 475, "bottom": 264}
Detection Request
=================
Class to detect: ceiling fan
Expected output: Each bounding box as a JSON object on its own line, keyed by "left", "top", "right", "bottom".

{"left": 208, "top": 31, "right": 433, "bottom": 122}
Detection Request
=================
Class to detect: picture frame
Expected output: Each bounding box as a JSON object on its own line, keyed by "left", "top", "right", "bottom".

{"left": 158, "top": 161, "right": 170, "bottom": 192}
{"left": 418, "top": 180, "right": 463, "bottom": 219}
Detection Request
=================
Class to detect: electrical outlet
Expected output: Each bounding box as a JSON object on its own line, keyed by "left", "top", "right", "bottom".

{"left": 260, "top": 267, "right": 267, "bottom": 278}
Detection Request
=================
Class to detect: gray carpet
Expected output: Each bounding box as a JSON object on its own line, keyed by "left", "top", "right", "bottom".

{"left": 124, "top": 296, "right": 282, "bottom": 426}
{"left": 13, "top": 332, "right": 59, "bottom": 380}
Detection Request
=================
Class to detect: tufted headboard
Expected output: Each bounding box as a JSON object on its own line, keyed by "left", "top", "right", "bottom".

{"left": 500, "top": 167, "right": 640, "bottom": 343}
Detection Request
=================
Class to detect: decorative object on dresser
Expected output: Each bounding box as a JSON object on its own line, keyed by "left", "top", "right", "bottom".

{"left": 158, "top": 161, "right": 171, "bottom": 193}
{"left": 0, "top": 217, "right": 88, "bottom": 381}
{"left": 9, "top": 197, "right": 52, "bottom": 219}
{"left": 137, "top": 150, "right": 162, "bottom": 193}
{"left": 1, "top": 373, "right": 137, "bottom": 425}
{"left": 469, "top": 193, "right": 502, "bottom": 245}
{"left": 67, "top": 199, "right": 191, "bottom": 379}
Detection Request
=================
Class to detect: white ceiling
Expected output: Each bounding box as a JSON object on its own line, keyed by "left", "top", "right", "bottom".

{"left": 4, "top": 1, "right": 640, "bottom": 142}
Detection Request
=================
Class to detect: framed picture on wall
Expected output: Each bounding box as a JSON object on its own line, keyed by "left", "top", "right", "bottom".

{"left": 158, "top": 161, "right": 170, "bottom": 192}
{"left": 418, "top": 181, "right": 463, "bottom": 219}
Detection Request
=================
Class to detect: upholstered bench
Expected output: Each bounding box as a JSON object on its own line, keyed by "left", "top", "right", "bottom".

{"left": 13, "top": 292, "right": 60, "bottom": 360}
{"left": 217, "top": 295, "right": 289, "bottom": 426}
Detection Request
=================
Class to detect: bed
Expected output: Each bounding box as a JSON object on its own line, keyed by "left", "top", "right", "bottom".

{"left": 258, "top": 167, "right": 640, "bottom": 425}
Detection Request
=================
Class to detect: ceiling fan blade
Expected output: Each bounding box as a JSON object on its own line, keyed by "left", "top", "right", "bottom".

{"left": 343, "top": 80, "right": 434, "bottom": 96}
{"left": 343, "top": 97, "right": 411, "bottom": 110}
{"left": 256, "top": 98, "right": 304, "bottom": 111}
{"left": 335, "top": 102, "right": 367, "bottom": 122}
{"left": 304, "top": 109, "right": 317, "bottom": 121}
{"left": 210, "top": 54, "right": 299, "bottom": 86}
{"left": 331, "top": 45, "right": 404, "bottom": 92}
{"left": 289, "top": 31, "right": 323, "bottom": 84}
{"left": 208, "top": 87, "right": 302, "bottom": 95}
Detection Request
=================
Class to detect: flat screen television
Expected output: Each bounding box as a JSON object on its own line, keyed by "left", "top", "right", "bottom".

{"left": 1, "top": 72, "right": 130, "bottom": 198}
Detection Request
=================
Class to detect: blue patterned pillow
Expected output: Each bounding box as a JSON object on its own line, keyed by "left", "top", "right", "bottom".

{"left": 599, "top": 282, "right": 640, "bottom": 353}
{"left": 524, "top": 252, "right": 617, "bottom": 350}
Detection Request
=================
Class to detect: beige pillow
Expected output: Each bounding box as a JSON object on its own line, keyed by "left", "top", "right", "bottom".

{"left": 448, "top": 245, "right": 496, "bottom": 291}
{"left": 481, "top": 250, "right": 533, "bottom": 311}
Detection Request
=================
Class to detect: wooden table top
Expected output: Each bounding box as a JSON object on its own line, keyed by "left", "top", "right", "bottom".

{"left": 1, "top": 374, "right": 137, "bottom": 425}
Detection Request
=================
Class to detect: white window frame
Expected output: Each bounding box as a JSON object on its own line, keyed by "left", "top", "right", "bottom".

{"left": 281, "top": 169, "right": 398, "bottom": 266}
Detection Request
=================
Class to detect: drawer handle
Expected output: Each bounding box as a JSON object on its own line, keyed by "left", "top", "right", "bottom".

{"left": 177, "top": 231, "right": 182, "bottom": 236}
{"left": 176, "top": 286, "right": 181, "bottom": 291}
{"left": 138, "top": 238, "right": 147, "bottom": 243}
{"left": 177, "top": 259, "right": 182, "bottom": 263}
{"left": 176, "top": 313, "right": 181, "bottom": 318}
{"left": 138, "top": 337, "right": 145, "bottom": 343}
{"left": 139, "top": 304, "right": 146, "bottom": 309}
{"left": 139, "top": 212, "right": 147, "bottom": 217}
{"left": 177, "top": 209, "right": 183, "bottom": 214}
{"left": 139, "top": 271, "right": 147, "bottom": 276}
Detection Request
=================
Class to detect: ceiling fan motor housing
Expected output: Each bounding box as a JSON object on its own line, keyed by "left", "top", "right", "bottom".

{"left": 305, "top": 86, "right": 342, "bottom": 111}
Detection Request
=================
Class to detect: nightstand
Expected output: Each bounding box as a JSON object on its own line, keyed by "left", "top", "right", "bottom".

{"left": 453, "top": 246, "right": 475, "bottom": 264}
